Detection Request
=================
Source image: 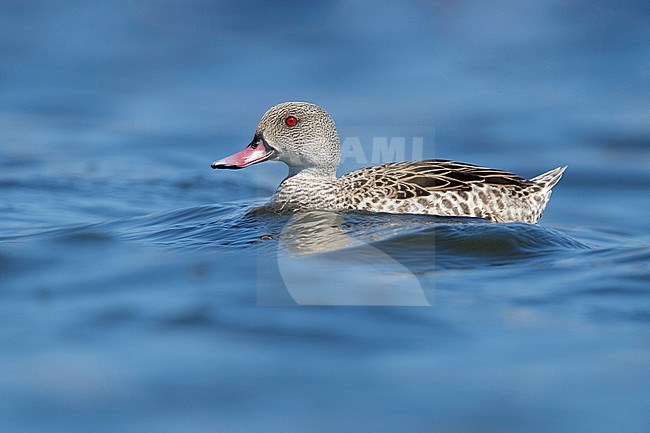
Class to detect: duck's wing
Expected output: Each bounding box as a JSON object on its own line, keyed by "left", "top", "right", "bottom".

{"left": 340, "top": 159, "right": 534, "bottom": 200}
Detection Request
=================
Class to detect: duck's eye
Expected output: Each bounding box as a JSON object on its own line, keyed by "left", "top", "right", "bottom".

{"left": 285, "top": 116, "right": 298, "bottom": 127}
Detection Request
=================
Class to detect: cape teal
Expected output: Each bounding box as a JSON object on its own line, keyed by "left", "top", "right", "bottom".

{"left": 212, "top": 102, "right": 566, "bottom": 223}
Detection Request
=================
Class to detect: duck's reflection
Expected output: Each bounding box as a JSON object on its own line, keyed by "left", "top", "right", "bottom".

{"left": 263, "top": 211, "right": 431, "bottom": 306}
{"left": 274, "top": 211, "right": 353, "bottom": 253}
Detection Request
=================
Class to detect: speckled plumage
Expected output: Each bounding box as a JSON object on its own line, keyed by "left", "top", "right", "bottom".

{"left": 213, "top": 102, "right": 566, "bottom": 224}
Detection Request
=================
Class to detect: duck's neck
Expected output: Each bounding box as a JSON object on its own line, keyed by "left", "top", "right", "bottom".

{"left": 287, "top": 165, "right": 337, "bottom": 179}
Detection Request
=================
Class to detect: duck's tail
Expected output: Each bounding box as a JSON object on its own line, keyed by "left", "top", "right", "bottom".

{"left": 530, "top": 166, "right": 567, "bottom": 189}
{"left": 523, "top": 166, "right": 567, "bottom": 223}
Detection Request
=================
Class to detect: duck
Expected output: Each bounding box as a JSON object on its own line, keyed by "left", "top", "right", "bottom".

{"left": 211, "top": 102, "right": 566, "bottom": 223}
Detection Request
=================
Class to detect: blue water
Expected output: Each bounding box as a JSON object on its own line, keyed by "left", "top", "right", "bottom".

{"left": 1, "top": 1, "right": 649, "bottom": 432}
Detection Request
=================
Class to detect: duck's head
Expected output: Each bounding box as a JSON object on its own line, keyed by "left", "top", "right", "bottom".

{"left": 211, "top": 102, "right": 340, "bottom": 177}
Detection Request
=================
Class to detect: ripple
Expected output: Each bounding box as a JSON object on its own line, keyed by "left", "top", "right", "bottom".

{"left": 60, "top": 201, "right": 591, "bottom": 263}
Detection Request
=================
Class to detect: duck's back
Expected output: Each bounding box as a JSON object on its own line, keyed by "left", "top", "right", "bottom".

{"left": 336, "top": 159, "right": 565, "bottom": 223}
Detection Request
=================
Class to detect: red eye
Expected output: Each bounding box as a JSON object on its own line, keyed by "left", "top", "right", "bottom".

{"left": 285, "top": 116, "right": 298, "bottom": 127}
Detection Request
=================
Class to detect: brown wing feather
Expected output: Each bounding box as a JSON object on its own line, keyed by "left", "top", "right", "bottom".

{"left": 341, "top": 159, "right": 532, "bottom": 200}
